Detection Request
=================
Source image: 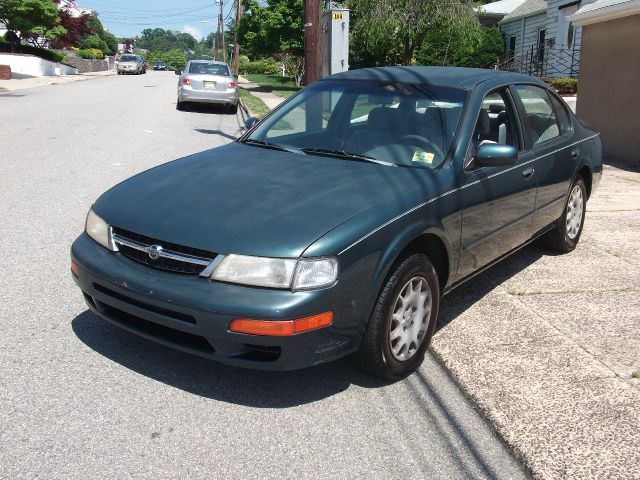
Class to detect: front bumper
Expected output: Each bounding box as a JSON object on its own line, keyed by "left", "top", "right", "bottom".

{"left": 71, "top": 233, "right": 356, "bottom": 371}
{"left": 178, "top": 86, "right": 238, "bottom": 105}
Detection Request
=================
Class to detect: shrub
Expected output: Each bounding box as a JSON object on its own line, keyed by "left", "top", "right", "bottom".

{"left": 78, "top": 34, "right": 109, "bottom": 54}
{"left": 76, "top": 48, "right": 104, "bottom": 59}
{"left": 239, "top": 57, "right": 281, "bottom": 76}
{"left": 550, "top": 78, "right": 578, "bottom": 95}
{"left": 0, "top": 42, "right": 65, "bottom": 62}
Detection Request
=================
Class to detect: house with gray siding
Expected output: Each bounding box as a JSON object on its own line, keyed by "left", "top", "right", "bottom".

{"left": 497, "top": 0, "right": 595, "bottom": 77}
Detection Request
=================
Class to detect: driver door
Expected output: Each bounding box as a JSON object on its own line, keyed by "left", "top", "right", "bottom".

{"left": 455, "top": 88, "right": 537, "bottom": 281}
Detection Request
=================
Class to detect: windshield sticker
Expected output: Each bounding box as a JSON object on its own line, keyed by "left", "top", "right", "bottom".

{"left": 412, "top": 151, "right": 435, "bottom": 164}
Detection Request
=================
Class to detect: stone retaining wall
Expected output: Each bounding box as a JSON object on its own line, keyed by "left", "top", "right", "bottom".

{"left": 64, "top": 57, "right": 109, "bottom": 73}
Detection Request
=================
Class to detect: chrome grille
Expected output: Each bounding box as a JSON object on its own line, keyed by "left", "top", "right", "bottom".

{"left": 111, "top": 227, "right": 216, "bottom": 275}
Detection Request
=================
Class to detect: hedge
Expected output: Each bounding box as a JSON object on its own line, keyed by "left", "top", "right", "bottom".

{"left": 76, "top": 48, "right": 104, "bottom": 59}
{"left": 550, "top": 78, "right": 578, "bottom": 95}
{"left": 238, "top": 57, "right": 281, "bottom": 76}
{"left": 0, "top": 42, "right": 66, "bottom": 63}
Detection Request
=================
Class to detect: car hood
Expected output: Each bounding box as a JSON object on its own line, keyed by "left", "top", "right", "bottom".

{"left": 93, "top": 142, "right": 435, "bottom": 258}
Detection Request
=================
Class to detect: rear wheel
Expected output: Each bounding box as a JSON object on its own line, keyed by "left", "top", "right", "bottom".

{"left": 176, "top": 100, "right": 185, "bottom": 111}
{"left": 543, "top": 176, "right": 587, "bottom": 253}
{"left": 357, "top": 253, "right": 439, "bottom": 381}
{"left": 228, "top": 103, "right": 238, "bottom": 114}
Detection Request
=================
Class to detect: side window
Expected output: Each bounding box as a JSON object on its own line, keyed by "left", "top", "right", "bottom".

{"left": 515, "top": 85, "right": 561, "bottom": 146}
{"left": 548, "top": 93, "right": 572, "bottom": 135}
{"left": 474, "top": 90, "right": 518, "bottom": 149}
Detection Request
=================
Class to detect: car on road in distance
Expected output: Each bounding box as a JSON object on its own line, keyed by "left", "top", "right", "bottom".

{"left": 175, "top": 60, "right": 239, "bottom": 113}
{"left": 71, "top": 66, "right": 602, "bottom": 379}
{"left": 117, "top": 54, "right": 146, "bottom": 75}
{"left": 153, "top": 61, "right": 167, "bottom": 71}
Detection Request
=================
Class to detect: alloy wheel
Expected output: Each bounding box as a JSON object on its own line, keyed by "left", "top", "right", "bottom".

{"left": 566, "top": 185, "right": 584, "bottom": 240}
{"left": 388, "top": 276, "right": 432, "bottom": 361}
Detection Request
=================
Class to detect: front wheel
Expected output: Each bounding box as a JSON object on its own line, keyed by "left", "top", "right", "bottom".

{"left": 543, "top": 176, "right": 587, "bottom": 253}
{"left": 357, "top": 253, "right": 440, "bottom": 381}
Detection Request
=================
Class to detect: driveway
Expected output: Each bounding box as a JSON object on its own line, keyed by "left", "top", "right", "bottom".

{"left": 0, "top": 72, "right": 527, "bottom": 479}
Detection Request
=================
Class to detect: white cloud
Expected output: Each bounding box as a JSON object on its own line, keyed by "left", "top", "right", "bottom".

{"left": 183, "top": 25, "right": 204, "bottom": 41}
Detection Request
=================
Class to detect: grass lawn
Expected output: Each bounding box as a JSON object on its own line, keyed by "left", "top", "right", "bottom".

{"left": 239, "top": 88, "right": 270, "bottom": 118}
{"left": 245, "top": 74, "right": 301, "bottom": 98}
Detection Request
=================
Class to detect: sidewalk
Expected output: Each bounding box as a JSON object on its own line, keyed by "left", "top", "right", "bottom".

{"left": 237, "top": 74, "right": 284, "bottom": 111}
{"left": 431, "top": 163, "right": 640, "bottom": 479}
{"left": 0, "top": 69, "right": 115, "bottom": 92}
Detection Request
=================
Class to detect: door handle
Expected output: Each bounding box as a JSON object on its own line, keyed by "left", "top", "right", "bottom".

{"left": 522, "top": 167, "right": 535, "bottom": 178}
{"left": 571, "top": 148, "right": 580, "bottom": 159}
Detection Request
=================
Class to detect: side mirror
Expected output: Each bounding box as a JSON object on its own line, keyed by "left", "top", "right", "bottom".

{"left": 475, "top": 143, "right": 518, "bottom": 168}
{"left": 175, "top": 69, "right": 182, "bottom": 75}
{"left": 245, "top": 116, "right": 259, "bottom": 129}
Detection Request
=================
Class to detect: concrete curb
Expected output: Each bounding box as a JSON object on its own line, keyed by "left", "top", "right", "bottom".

{"left": 0, "top": 69, "right": 116, "bottom": 92}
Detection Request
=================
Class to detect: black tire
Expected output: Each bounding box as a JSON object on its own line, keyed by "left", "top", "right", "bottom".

{"left": 176, "top": 101, "right": 185, "bottom": 111}
{"left": 543, "top": 176, "right": 587, "bottom": 253}
{"left": 229, "top": 103, "right": 238, "bottom": 114}
{"left": 356, "top": 253, "right": 440, "bottom": 381}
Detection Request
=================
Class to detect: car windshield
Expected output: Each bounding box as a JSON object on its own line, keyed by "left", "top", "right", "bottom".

{"left": 244, "top": 80, "right": 467, "bottom": 168}
{"left": 155, "top": 62, "right": 165, "bottom": 65}
{"left": 188, "top": 63, "right": 230, "bottom": 76}
{"left": 120, "top": 55, "right": 137, "bottom": 62}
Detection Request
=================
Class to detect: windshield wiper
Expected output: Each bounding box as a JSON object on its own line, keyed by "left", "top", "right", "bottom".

{"left": 300, "top": 148, "right": 395, "bottom": 166}
{"left": 242, "top": 139, "right": 304, "bottom": 155}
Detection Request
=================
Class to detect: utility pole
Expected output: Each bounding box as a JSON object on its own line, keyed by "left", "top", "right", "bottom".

{"left": 232, "top": 0, "right": 241, "bottom": 75}
{"left": 303, "top": 0, "right": 322, "bottom": 85}
{"left": 220, "top": 0, "right": 227, "bottom": 63}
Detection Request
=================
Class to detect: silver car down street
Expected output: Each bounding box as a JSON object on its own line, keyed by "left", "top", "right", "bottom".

{"left": 117, "top": 54, "right": 146, "bottom": 75}
{"left": 176, "top": 60, "right": 239, "bottom": 113}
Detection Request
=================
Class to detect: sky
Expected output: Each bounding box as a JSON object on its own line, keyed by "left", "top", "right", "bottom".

{"left": 76, "top": 0, "right": 237, "bottom": 40}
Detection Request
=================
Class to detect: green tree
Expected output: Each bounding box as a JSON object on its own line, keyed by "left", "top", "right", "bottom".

{"left": 347, "top": 0, "right": 479, "bottom": 67}
{"left": 416, "top": 27, "right": 504, "bottom": 68}
{"left": 238, "top": 0, "right": 303, "bottom": 58}
{"left": 136, "top": 28, "right": 196, "bottom": 53}
{"left": 0, "top": 0, "right": 62, "bottom": 50}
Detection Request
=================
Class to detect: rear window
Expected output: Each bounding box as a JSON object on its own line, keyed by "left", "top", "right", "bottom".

{"left": 188, "top": 63, "right": 230, "bottom": 76}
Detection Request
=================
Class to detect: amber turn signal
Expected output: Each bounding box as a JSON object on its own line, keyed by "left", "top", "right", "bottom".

{"left": 229, "top": 311, "right": 333, "bottom": 336}
{"left": 71, "top": 259, "right": 80, "bottom": 277}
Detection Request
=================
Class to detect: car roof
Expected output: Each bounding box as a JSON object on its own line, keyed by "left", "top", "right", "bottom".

{"left": 189, "top": 60, "right": 227, "bottom": 65}
{"left": 325, "top": 66, "right": 542, "bottom": 89}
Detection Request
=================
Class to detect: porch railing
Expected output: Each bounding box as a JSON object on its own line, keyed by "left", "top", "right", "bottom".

{"left": 488, "top": 45, "right": 581, "bottom": 79}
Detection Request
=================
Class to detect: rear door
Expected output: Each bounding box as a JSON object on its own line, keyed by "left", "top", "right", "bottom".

{"left": 512, "top": 84, "right": 576, "bottom": 233}
{"left": 456, "top": 87, "right": 537, "bottom": 280}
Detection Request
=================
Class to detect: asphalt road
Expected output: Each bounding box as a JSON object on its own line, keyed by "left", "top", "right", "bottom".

{"left": 0, "top": 72, "right": 528, "bottom": 479}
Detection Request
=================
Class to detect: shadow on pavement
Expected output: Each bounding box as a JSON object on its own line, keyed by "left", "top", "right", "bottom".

{"left": 71, "top": 310, "right": 385, "bottom": 407}
{"left": 194, "top": 128, "right": 238, "bottom": 141}
{"left": 437, "top": 241, "right": 550, "bottom": 331}
{"left": 72, "top": 241, "right": 553, "bottom": 407}
{"left": 178, "top": 102, "right": 238, "bottom": 115}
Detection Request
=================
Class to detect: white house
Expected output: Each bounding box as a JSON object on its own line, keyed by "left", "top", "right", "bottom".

{"left": 495, "top": 0, "right": 596, "bottom": 77}
{"left": 57, "top": 0, "right": 93, "bottom": 18}
{"left": 476, "top": 0, "right": 527, "bottom": 26}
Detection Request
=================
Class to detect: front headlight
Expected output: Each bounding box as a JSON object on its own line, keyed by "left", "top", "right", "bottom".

{"left": 85, "top": 209, "right": 115, "bottom": 251}
{"left": 211, "top": 254, "right": 338, "bottom": 290}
